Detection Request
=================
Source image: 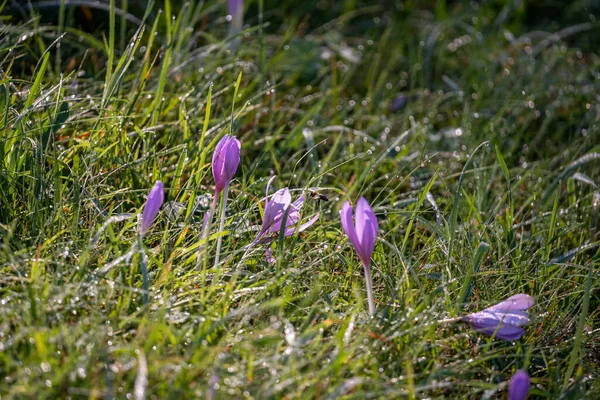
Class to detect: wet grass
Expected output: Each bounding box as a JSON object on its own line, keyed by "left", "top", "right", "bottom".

{"left": 0, "top": 0, "right": 599, "bottom": 398}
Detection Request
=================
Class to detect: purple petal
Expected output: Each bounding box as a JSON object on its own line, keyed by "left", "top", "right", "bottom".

{"left": 291, "top": 193, "right": 305, "bottom": 211}
{"left": 223, "top": 136, "right": 241, "bottom": 181}
{"left": 140, "top": 180, "right": 164, "bottom": 234}
{"left": 298, "top": 213, "right": 319, "bottom": 233}
{"left": 488, "top": 294, "right": 534, "bottom": 312}
{"left": 508, "top": 370, "right": 530, "bottom": 400}
{"left": 252, "top": 176, "right": 278, "bottom": 243}
{"left": 355, "top": 197, "right": 378, "bottom": 267}
{"left": 264, "top": 176, "right": 277, "bottom": 208}
{"left": 282, "top": 212, "right": 319, "bottom": 237}
{"left": 466, "top": 310, "right": 530, "bottom": 328}
{"left": 270, "top": 209, "right": 300, "bottom": 234}
{"left": 471, "top": 323, "right": 526, "bottom": 341}
{"left": 340, "top": 201, "right": 361, "bottom": 258}
{"left": 212, "top": 135, "right": 230, "bottom": 192}
{"left": 265, "top": 247, "right": 275, "bottom": 264}
{"left": 260, "top": 188, "right": 291, "bottom": 236}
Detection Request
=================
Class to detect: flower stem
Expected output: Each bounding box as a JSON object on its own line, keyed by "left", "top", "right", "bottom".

{"left": 137, "top": 235, "right": 148, "bottom": 305}
{"left": 437, "top": 317, "right": 462, "bottom": 324}
{"left": 363, "top": 264, "right": 375, "bottom": 317}
{"left": 214, "top": 185, "right": 229, "bottom": 268}
{"left": 196, "top": 193, "right": 219, "bottom": 269}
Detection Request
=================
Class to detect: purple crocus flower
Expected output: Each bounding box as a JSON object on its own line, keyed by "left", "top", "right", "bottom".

{"left": 340, "top": 197, "right": 378, "bottom": 315}
{"left": 140, "top": 180, "right": 164, "bottom": 234}
{"left": 340, "top": 197, "right": 378, "bottom": 268}
{"left": 463, "top": 294, "right": 534, "bottom": 340}
{"left": 263, "top": 192, "right": 319, "bottom": 240}
{"left": 508, "top": 370, "right": 530, "bottom": 400}
{"left": 212, "top": 134, "right": 241, "bottom": 195}
{"left": 252, "top": 176, "right": 319, "bottom": 258}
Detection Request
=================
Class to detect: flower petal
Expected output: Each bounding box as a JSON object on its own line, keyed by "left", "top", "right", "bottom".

{"left": 298, "top": 213, "right": 319, "bottom": 233}
{"left": 488, "top": 294, "right": 534, "bottom": 312}
{"left": 212, "top": 135, "right": 230, "bottom": 191}
{"left": 466, "top": 310, "right": 530, "bottom": 328}
{"left": 508, "top": 370, "right": 530, "bottom": 400}
{"left": 140, "top": 180, "right": 165, "bottom": 234}
{"left": 265, "top": 247, "right": 275, "bottom": 264}
{"left": 261, "top": 188, "right": 291, "bottom": 234}
{"left": 470, "top": 322, "right": 526, "bottom": 341}
{"left": 291, "top": 193, "right": 305, "bottom": 211}
{"left": 355, "top": 197, "right": 378, "bottom": 267}
{"left": 223, "top": 136, "right": 241, "bottom": 181}
{"left": 264, "top": 176, "right": 277, "bottom": 208}
{"left": 340, "top": 201, "right": 361, "bottom": 259}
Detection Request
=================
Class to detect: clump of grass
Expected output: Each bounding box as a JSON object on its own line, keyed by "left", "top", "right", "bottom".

{"left": 0, "top": 1, "right": 599, "bottom": 398}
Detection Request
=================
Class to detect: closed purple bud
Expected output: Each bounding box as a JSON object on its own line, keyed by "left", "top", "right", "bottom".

{"left": 340, "top": 197, "right": 378, "bottom": 268}
{"left": 508, "top": 370, "right": 530, "bottom": 400}
{"left": 212, "top": 135, "right": 241, "bottom": 194}
{"left": 140, "top": 180, "right": 164, "bottom": 234}
{"left": 464, "top": 294, "right": 534, "bottom": 340}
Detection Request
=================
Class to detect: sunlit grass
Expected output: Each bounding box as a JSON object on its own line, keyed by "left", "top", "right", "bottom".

{"left": 0, "top": 0, "right": 599, "bottom": 398}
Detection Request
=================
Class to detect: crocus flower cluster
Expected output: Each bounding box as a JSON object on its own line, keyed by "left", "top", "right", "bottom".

{"left": 463, "top": 294, "right": 534, "bottom": 340}
{"left": 130, "top": 123, "right": 540, "bottom": 398}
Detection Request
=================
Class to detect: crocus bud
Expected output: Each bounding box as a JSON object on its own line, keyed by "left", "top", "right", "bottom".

{"left": 140, "top": 180, "right": 164, "bottom": 234}
{"left": 508, "top": 370, "right": 530, "bottom": 400}
{"left": 212, "top": 135, "right": 241, "bottom": 194}
{"left": 340, "top": 197, "right": 378, "bottom": 268}
{"left": 463, "top": 294, "right": 534, "bottom": 340}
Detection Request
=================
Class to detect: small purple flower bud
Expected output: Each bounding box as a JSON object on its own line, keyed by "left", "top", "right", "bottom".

{"left": 508, "top": 370, "right": 530, "bottom": 400}
{"left": 212, "top": 135, "right": 241, "bottom": 194}
{"left": 464, "top": 294, "right": 534, "bottom": 340}
{"left": 340, "top": 197, "right": 378, "bottom": 268}
{"left": 140, "top": 180, "right": 164, "bottom": 234}
{"left": 389, "top": 95, "right": 408, "bottom": 112}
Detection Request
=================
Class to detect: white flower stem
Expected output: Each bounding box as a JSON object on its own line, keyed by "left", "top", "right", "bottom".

{"left": 137, "top": 235, "right": 148, "bottom": 305}
{"left": 363, "top": 264, "right": 375, "bottom": 317}
{"left": 214, "top": 185, "right": 229, "bottom": 268}
{"left": 196, "top": 193, "right": 219, "bottom": 269}
{"left": 437, "top": 317, "right": 462, "bottom": 324}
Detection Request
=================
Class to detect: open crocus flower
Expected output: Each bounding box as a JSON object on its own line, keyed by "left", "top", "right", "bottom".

{"left": 252, "top": 176, "right": 319, "bottom": 257}
{"left": 140, "top": 180, "right": 164, "bottom": 235}
{"left": 340, "top": 197, "right": 378, "bottom": 316}
{"left": 463, "top": 294, "right": 534, "bottom": 340}
{"left": 508, "top": 370, "right": 530, "bottom": 400}
{"left": 261, "top": 192, "right": 319, "bottom": 242}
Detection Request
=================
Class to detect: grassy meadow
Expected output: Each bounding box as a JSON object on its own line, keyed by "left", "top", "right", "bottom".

{"left": 0, "top": 0, "right": 599, "bottom": 398}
